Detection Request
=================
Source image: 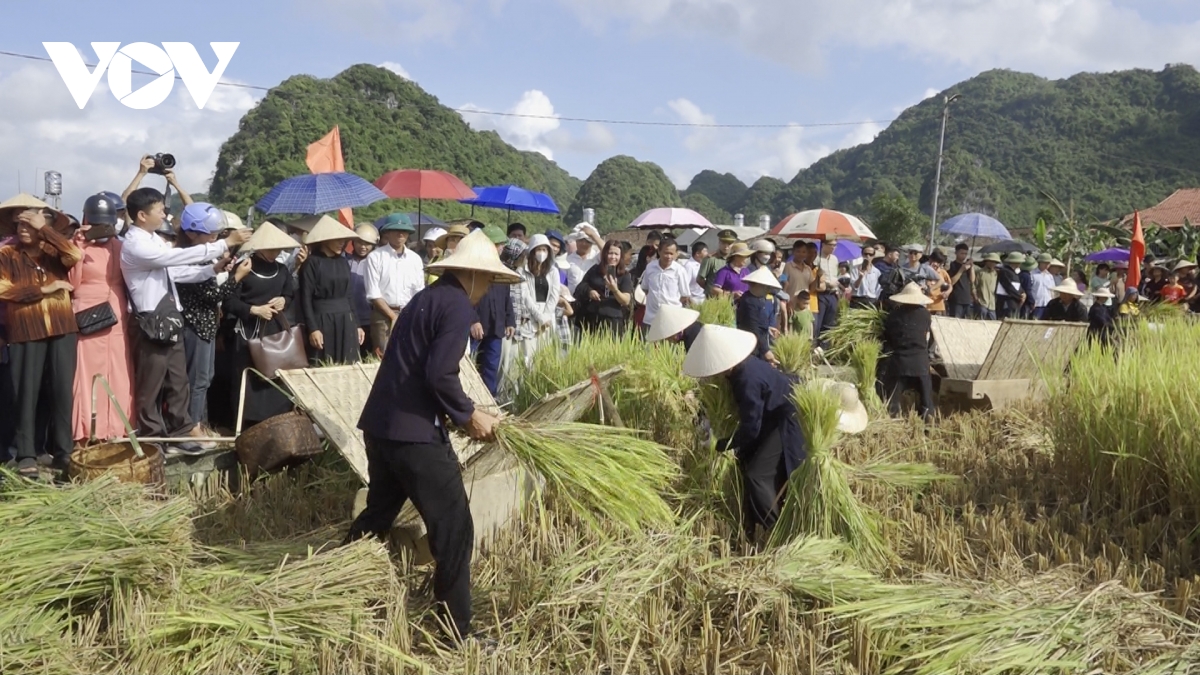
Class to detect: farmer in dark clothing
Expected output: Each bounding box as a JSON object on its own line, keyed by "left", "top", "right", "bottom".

{"left": 645, "top": 305, "right": 702, "bottom": 351}
{"left": 469, "top": 226, "right": 515, "bottom": 395}
{"left": 736, "top": 266, "right": 782, "bottom": 365}
{"left": 996, "top": 252, "right": 1026, "bottom": 320}
{"left": 1018, "top": 258, "right": 1036, "bottom": 318}
{"left": 344, "top": 229, "right": 520, "bottom": 645}
{"left": 947, "top": 243, "right": 975, "bottom": 318}
{"left": 1087, "top": 286, "right": 1116, "bottom": 344}
{"left": 1041, "top": 281, "right": 1088, "bottom": 323}
{"left": 683, "top": 325, "right": 808, "bottom": 538}
{"left": 881, "top": 282, "right": 936, "bottom": 422}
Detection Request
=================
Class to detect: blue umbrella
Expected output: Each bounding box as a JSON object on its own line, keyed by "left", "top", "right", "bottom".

{"left": 256, "top": 172, "right": 388, "bottom": 215}
{"left": 460, "top": 184, "right": 560, "bottom": 218}
{"left": 938, "top": 213, "right": 1012, "bottom": 240}
{"left": 375, "top": 212, "right": 446, "bottom": 229}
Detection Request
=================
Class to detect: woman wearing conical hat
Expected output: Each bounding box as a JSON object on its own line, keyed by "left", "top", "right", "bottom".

{"left": 1040, "top": 280, "right": 1087, "bottom": 323}
{"left": 881, "top": 282, "right": 936, "bottom": 422}
{"left": 301, "top": 216, "right": 369, "bottom": 365}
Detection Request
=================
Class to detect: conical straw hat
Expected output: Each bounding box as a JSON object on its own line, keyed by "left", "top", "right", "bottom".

{"left": 682, "top": 325, "right": 757, "bottom": 378}
{"left": 1091, "top": 286, "right": 1114, "bottom": 299}
{"left": 811, "top": 378, "right": 868, "bottom": 434}
{"left": 889, "top": 281, "right": 932, "bottom": 306}
{"left": 646, "top": 305, "right": 700, "bottom": 343}
{"left": 743, "top": 266, "right": 782, "bottom": 291}
{"left": 304, "top": 215, "right": 360, "bottom": 245}
{"left": 426, "top": 229, "right": 521, "bottom": 285}
{"left": 0, "top": 192, "right": 70, "bottom": 235}
{"left": 243, "top": 222, "right": 300, "bottom": 252}
{"left": 1051, "top": 280, "right": 1083, "bottom": 297}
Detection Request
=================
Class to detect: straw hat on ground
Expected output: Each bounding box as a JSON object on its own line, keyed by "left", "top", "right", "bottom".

{"left": 426, "top": 229, "right": 521, "bottom": 285}
{"left": 436, "top": 224, "right": 470, "bottom": 249}
{"left": 1174, "top": 260, "right": 1197, "bottom": 273}
{"left": 1051, "top": 280, "right": 1083, "bottom": 297}
{"left": 305, "top": 215, "right": 362, "bottom": 246}
{"left": 889, "top": 282, "right": 932, "bottom": 306}
{"left": 0, "top": 193, "right": 71, "bottom": 236}
{"left": 646, "top": 305, "right": 700, "bottom": 343}
{"left": 727, "top": 242, "right": 752, "bottom": 261}
{"left": 682, "top": 325, "right": 758, "bottom": 379}
{"left": 243, "top": 222, "right": 301, "bottom": 252}
{"left": 811, "top": 378, "right": 869, "bottom": 435}
{"left": 744, "top": 266, "right": 782, "bottom": 291}
{"left": 354, "top": 224, "right": 379, "bottom": 245}
{"left": 220, "top": 210, "right": 246, "bottom": 230}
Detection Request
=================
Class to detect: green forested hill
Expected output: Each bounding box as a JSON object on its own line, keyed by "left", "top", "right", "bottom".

{"left": 771, "top": 65, "right": 1200, "bottom": 229}
{"left": 564, "top": 156, "right": 683, "bottom": 233}
{"left": 684, "top": 170, "right": 748, "bottom": 215}
{"left": 207, "top": 65, "right": 580, "bottom": 230}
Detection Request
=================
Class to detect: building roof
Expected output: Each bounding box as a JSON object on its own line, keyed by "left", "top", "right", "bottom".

{"left": 1125, "top": 188, "right": 1200, "bottom": 229}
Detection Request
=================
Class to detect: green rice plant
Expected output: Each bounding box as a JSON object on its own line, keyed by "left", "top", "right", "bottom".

{"left": 493, "top": 421, "right": 679, "bottom": 534}
{"left": 512, "top": 330, "right": 698, "bottom": 450}
{"left": 792, "top": 308, "right": 814, "bottom": 345}
{"left": 1046, "top": 316, "right": 1200, "bottom": 525}
{"left": 849, "top": 338, "right": 885, "bottom": 415}
{"left": 1141, "top": 299, "right": 1187, "bottom": 323}
{"left": 823, "top": 306, "right": 886, "bottom": 363}
{"left": 772, "top": 331, "right": 810, "bottom": 375}
{"left": 768, "top": 384, "right": 891, "bottom": 567}
{"left": 697, "top": 377, "right": 738, "bottom": 440}
{"left": 695, "top": 297, "right": 735, "bottom": 327}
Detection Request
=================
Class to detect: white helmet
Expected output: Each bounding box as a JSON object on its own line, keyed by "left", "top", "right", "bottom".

{"left": 423, "top": 226, "right": 447, "bottom": 243}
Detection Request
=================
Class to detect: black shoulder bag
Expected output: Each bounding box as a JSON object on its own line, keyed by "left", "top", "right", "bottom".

{"left": 136, "top": 293, "right": 185, "bottom": 345}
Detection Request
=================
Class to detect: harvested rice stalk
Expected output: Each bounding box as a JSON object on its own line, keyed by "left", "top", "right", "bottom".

{"left": 697, "top": 378, "right": 738, "bottom": 441}
{"left": 849, "top": 338, "right": 884, "bottom": 415}
{"left": 696, "top": 297, "right": 735, "bottom": 327}
{"left": 772, "top": 332, "right": 810, "bottom": 375}
{"left": 492, "top": 421, "right": 679, "bottom": 534}
{"left": 792, "top": 308, "right": 814, "bottom": 345}
{"left": 823, "top": 307, "right": 885, "bottom": 363}
{"left": 768, "top": 384, "right": 891, "bottom": 568}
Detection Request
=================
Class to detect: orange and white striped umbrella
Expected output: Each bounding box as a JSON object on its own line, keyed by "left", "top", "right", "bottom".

{"left": 769, "top": 209, "right": 875, "bottom": 242}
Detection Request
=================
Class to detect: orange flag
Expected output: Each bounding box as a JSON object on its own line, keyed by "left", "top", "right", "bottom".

{"left": 306, "top": 126, "right": 354, "bottom": 227}
{"left": 1128, "top": 210, "right": 1145, "bottom": 292}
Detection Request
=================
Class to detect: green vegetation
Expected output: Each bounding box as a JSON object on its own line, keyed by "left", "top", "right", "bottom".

{"left": 564, "top": 155, "right": 684, "bottom": 233}
{"left": 683, "top": 170, "right": 748, "bottom": 214}
{"left": 207, "top": 64, "right": 580, "bottom": 232}
{"left": 681, "top": 192, "right": 732, "bottom": 226}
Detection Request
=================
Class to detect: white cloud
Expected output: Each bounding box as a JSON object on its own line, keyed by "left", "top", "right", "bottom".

{"left": 555, "top": 0, "right": 1200, "bottom": 76}
{"left": 459, "top": 90, "right": 615, "bottom": 160}
{"left": 0, "top": 60, "right": 259, "bottom": 214}
{"left": 667, "top": 98, "right": 718, "bottom": 152}
{"left": 296, "top": 0, "right": 470, "bottom": 42}
{"left": 378, "top": 61, "right": 411, "bottom": 79}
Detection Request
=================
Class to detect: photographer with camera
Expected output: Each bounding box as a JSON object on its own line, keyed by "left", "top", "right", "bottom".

{"left": 121, "top": 155, "right": 191, "bottom": 233}
{"left": 850, "top": 246, "right": 882, "bottom": 308}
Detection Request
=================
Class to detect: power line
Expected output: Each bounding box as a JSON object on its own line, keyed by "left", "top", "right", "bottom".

{"left": 0, "top": 48, "right": 895, "bottom": 130}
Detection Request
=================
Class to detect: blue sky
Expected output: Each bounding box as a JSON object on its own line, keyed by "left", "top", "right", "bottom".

{"left": 2, "top": 0, "right": 1199, "bottom": 212}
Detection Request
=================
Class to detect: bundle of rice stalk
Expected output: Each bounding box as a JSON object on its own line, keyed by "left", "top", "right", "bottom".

{"left": 492, "top": 421, "right": 679, "bottom": 534}
{"left": 767, "top": 384, "right": 891, "bottom": 568}
{"left": 772, "top": 332, "right": 811, "bottom": 375}
{"left": 848, "top": 338, "right": 885, "bottom": 415}
{"left": 696, "top": 297, "right": 735, "bottom": 327}
{"left": 118, "top": 541, "right": 420, "bottom": 674}
{"left": 0, "top": 472, "right": 194, "bottom": 612}
{"left": 823, "top": 307, "right": 885, "bottom": 363}
{"left": 697, "top": 378, "right": 739, "bottom": 441}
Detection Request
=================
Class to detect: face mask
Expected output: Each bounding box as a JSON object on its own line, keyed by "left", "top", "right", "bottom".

{"left": 757, "top": 253, "right": 770, "bottom": 264}
{"left": 535, "top": 250, "right": 548, "bottom": 264}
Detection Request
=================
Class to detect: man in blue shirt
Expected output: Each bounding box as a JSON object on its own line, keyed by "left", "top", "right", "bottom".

{"left": 343, "top": 229, "right": 520, "bottom": 644}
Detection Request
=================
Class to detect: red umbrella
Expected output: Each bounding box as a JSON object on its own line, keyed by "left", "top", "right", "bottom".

{"left": 374, "top": 170, "right": 477, "bottom": 238}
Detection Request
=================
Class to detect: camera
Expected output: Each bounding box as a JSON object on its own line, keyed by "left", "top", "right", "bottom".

{"left": 147, "top": 153, "right": 176, "bottom": 176}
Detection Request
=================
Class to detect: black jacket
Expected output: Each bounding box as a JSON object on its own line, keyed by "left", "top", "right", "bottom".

{"left": 725, "top": 357, "right": 806, "bottom": 475}
{"left": 883, "top": 305, "right": 932, "bottom": 377}
{"left": 736, "top": 294, "right": 773, "bottom": 359}
{"left": 1042, "top": 298, "right": 1087, "bottom": 323}
{"left": 474, "top": 282, "right": 515, "bottom": 340}
{"left": 359, "top": 275, "right": 475, "bottom": 444}
{"left": 997, "top": 266, "right": 1023, "bottom": 301}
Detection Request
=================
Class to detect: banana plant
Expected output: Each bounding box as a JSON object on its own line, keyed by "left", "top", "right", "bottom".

{"left": 1036, "top": 191, "right": 1114, "bottom": 275}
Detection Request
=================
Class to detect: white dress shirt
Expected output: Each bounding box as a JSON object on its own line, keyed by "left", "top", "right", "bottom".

{"left": 816, "top": 254, "right": 841, "bottom": 291}
{"left": 640, "top": 259, "right": 691, "bottom": 325}
{"left": 364, "top": 244, "right": 425, "bottom": 309}
{"left": 849, "top": 264, "right": 882, "bottom": 299}
{"left": 120, "top": 225, "right": 227, "bottom": 312}
{"left": 681, "top": 257, "right": 706, "bottom": 303}
{"left": 1030, "top": 269, "right": 1056, "bottom": 308}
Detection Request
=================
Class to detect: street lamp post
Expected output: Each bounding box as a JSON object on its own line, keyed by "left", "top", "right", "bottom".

{"left": 928, "top": 93, "right": 960, "bottom": 253}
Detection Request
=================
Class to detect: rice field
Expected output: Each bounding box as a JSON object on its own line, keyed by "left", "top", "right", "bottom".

{"left": 6, "top": 316, "right": 1200, "bottom": 673}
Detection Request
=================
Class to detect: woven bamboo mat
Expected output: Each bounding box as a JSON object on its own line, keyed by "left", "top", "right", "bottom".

{"left": 930, "top": 316, "right": 1002, "bottom": 380}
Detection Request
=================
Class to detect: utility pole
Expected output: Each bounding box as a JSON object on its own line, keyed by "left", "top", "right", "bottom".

{"left": 928, "top": 93, "right": 960, "bottom": 253}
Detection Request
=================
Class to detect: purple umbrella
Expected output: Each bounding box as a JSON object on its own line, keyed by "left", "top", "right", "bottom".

{"left": 1084, "top": 247, "right": 1130, "bottom": 263}
{"left": 817, "top": 240, "right": 862, "bottom": 262}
